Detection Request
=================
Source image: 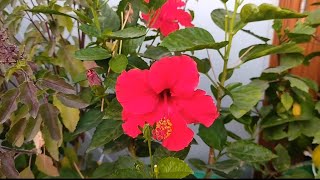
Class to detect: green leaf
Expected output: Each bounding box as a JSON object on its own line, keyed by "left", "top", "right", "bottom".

{"left": 263, "top": 53, "right": 304, "bottom": 74}
{"left": 24, "top": 116, "right": 42, "bottom": 142}
{"left": 37, "top": 74, "right": 76, "bottom": 95}
{"left": 109, "top": 54, "right": 128, "bottom": 73}
{"left": 288, "top": 122, "right": 302, "bottom": 141}
{"left": 230, "top": 80, "right": 268, "bottom": 118}
{"left": 240, "top": 3, "right": 307, "bottom": 23}
{"left": 206, "top": 159, "right": 241, "bottom": 174}
{"left": 227, "top": 140, "right": 277, "bottom": 163}
{"left": 153, "top": 146, "right": 190, "bottom": 164}
{"left": 239, "top": 43, "right": 303, "bottom": 62}
{"left": 198, "top": 119, "right": 227, "bottom": 151}
{"left": 160, "top": 27, "right": 228, "bottom": 52}
{"left": 0, "top": 88, "right": 20, "bottom": 123}
{"left": 141, "top": 46, "right": 171, "bottom": 60}
{"left": 18, "top": 81, "right": 39, "bottom": 118}
{"left": 316, "top": 101, "right": 320, "bottom": 114}
{"left": 192, "top": 57, "right": 211, "bottom": 74}
{"left": 272, "top": 144, "right": 291, "bottom": 172}
{"left": 53, "top": 95, "right": 80, "bottom": 133}
{"left": 127, "top": 55, "right": 149, "bottom": 69}
{"left": 211, "top": 9, "right": 246, "bottom": 33}
{"left": 158, "top": 157, "right": 193, "bottom": 178}
{"left": 285, "top": 76, "right": 309, "bottom": 93}
{"left": 122, "top": 36, "right": 145, "bottom": 55}
{"left": 312, "top": 131, "right": 320, "bottom": 144}
{"left": 103, "top": 98, "right": 123, "bottom": 120}
{"left": 0, "top": 0, "right": 10, "bottom": 11}
{"left": 87, "top": 119, "right": 123, "bottom": 152}
{"left": 74, "top": 47, "right": 111, "bottom": 61}
{"left": 281, "top": 92, "right": 294, "bottom": 111}
{"left": 263, "top": 124, "right": 288, "bottom": 141}
{"left": 105, "top": 26, "right": 146, "bottom": 39}
{"left": 39, "top": 103, "right": 61, "bottom": 141}
{"left": 35, "top": 154, "right": 59, "bottom": 177}
{"left": 56, "top": 93, "right": 90, "bottom": 109}
{"left": 287, "top": 21, "right": 316, "bottom": 43}
{"left": 99, "top": 3, "right": 120, "bottom": 31}
{"left": 6, "top": 118, "right": 27, "bottom": 147}
{"left": 241, "top": 29, "right": 270, "bottom": 43}
{"left": 79, "top": 24, "right": 101, "bottom": 37}
{"left": 26, "top": 5, "right": 76, "bottom": 20}
{"left": 188, "top": 159, "right": 206, "bottom": 171}
{"left": 73, "top": 109, "right": 104, "bottom": 135}
{"left": 306, "top": 9, "right": 320, "bottom": 26}
{"left": 92, "top": 162, "right": 114, "bottom": 178}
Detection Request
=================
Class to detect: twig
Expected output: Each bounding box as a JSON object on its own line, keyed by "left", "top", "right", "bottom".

{"left": 73, "top": 162, "right": 85, "bottom": 179}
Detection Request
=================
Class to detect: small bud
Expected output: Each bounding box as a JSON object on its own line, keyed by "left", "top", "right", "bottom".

{"left": 292, "top": 103, "right": 301, "bottom": 117}
{"left": 86, "top": 69, "right": 102, "bottom": 87}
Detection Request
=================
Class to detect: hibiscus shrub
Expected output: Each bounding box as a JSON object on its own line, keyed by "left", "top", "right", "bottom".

{"left": 0, "top": 0, "right": 320, "bottom": 179}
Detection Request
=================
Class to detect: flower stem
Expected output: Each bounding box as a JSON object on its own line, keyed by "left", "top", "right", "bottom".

{"left": 205, "top": 0, "right": 241, "bottom": 178}
{"left": 147, "top": 133, "right": 154, "bottom": 177}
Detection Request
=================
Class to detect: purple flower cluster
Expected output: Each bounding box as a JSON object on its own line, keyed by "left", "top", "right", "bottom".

{"left": 0, "top": 29, "right": 20, "bottom": 64}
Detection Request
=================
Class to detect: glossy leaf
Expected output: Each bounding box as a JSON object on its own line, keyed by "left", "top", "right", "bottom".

{"left": 105, "top": 26, "right": 146, "bottom": 39}
{"left": 103, "top": 98, "right": 123, "bottom": 120}
{"left": 263, "top": 53, "right": 304, "bottom": 74}
{"left": 285, "top": 76, "right": 309, "bottom": 93}
{"left": 240, "top": 3, "right": 307, "bottom": 23}
{"left": 99, "top": 2, "right": 120, "bottom": 32}
{"left": 160, "top": 27, "right": 228, "bottom": 52}
{"left": 53, "top": 95, "right": 80, "bottom": 133}
{"left": 239, "top": 43, "right": 303, "bottom": 62}
{"left": 39, "top": 103, "right": 61, "bottom": 141}
{"left": 87, "top": 119, "right": 123, "bottom": 152}
{"left": 38, "top": 74, "right": 76, "bottom": 95}
{"left": 0, "top": 88, "right": 20, "bottom": 123}
{"left": 56, "top": 93, "right": 90, "bottom": 109}
{"left": 122, "top": 36, "right": 145, "bottom": 55}
{"left": 272, "top": 144, "right": 291, "bottom": 172}
{"left": 192, "top": 57, "right": 211, "bottom": 74}
{"left": 227, "top": 140, "right": 277, "bottom": 163}
{"left": 109, "top": 54, "right": 128, "bottom": 73}
{"left": 306, "top": 9, "right": 320, "bottom": 26}
{"left": 74, "top": 47, "right": 111, "bottom": 61}
{"left": 198, "top": 119, "right": 227, "bottom": 151}
{"left": 230, "top": 80, "right": 268, "bottom": 118}
{"left": 188, "top": 159, "right": 206, "bottom": 170}
{"left": 127, "top": 55, "right": 149, "bottom": 69}
{"left": 281, "top": 92, "right": 293, "bottom": 111}
{"left": 43, "top": 125, "right": 61, "bottom": 161}
{"left": 73, "top": 109, "right": 104, "bottom": 135}
{"left": 211, "top": 9, "right": 246, "bottom": 33}
{"left": 206, "top": 159, "right": 241, "bottom": 174}
{"left": 35, "top": 154, "right": 59, "bottom": 177}
{"left": 153, "top": 145, "right": 190, "bottom": 164}
{"left": 26, "top": 5, "right": 76, "bottom": 19}
{"left": 19, "top": 81, "right": 39, "bottom": 118}
{"left": 79, "top": 24, "right": 101, "bottom": 37}
{"left": 141, "top": 46, "right": 171, "bottom": 60}
{"left": 158, "top": 157, "right": 193, "bottom": 178}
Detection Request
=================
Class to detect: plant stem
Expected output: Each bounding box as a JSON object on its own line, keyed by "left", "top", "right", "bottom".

{"left": 205, "top": 0, "right": 241, "bottom": 178}
{"left": 147, "top": 133, "right": 154, "bottom": 176}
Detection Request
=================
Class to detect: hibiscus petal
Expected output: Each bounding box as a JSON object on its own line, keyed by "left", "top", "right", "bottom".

{"left": 116, "top": 69, "right": 159, "bottom": 114}
{"left": 176, "top": 9, "right": 194, "bottom": 27}
{"left": 175, "top": 89, "right": 219, "bottom": 127}
{"left": 149, "top": 55, "right": 199, "bottom": 97}
{"left": 122, "top": 111, "right": 145, "bottom": 138}
{"left": 162, "top": 113, "right": 194, "bottom": 151}
{"left": 159, "top": 21, "right": 179, "bottom": 36}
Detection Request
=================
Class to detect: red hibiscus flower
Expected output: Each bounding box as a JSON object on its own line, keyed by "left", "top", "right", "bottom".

{"left": 142, "top": 0, "right": 194, "bottom": 36}
{"left": 115, "top": 55, "right": 219, "bottom": 151}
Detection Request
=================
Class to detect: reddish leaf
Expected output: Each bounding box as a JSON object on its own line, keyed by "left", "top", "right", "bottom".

{"left": 0, "top": 89, "right": 20, "bottom": 123}
{"left": 0, "top": 150, "right": 19, "bottom": 178}
{"left": 38, "top": 74, "right": 76, "bottom": 95}
{"left": 39, "top": 103, "right": 61, "bottom": 141}
{"left": 19, "top": 81, "right": 39, "bottom": 118}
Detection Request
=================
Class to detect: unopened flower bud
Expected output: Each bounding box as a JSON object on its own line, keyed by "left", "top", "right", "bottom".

{"left": 86, "top": 69, "right": 102, "bottom": 87}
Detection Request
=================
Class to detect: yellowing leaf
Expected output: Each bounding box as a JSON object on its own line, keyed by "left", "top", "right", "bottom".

{"left": 19, "top": 167, "right": 35, "bottom": 178}
{"left": 35, "top": 154, "right": 59, "bottom": 177}
{"left": 53, "top": 95, "right": 80, "bottom": 132}
{"left": 313, "top": 145, "right": 320, "bottom": 168}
